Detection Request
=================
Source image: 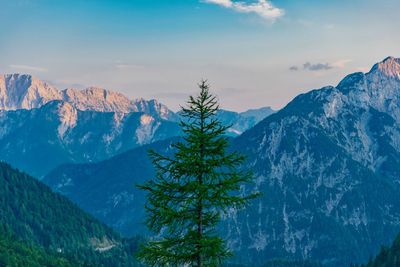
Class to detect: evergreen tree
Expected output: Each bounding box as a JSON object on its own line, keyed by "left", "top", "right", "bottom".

{"left": 138, "top": 81, "right": 258, "bottom": 266}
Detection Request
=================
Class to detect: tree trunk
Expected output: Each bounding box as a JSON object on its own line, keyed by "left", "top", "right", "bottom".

{"left": 197, "top": 104, "right": 205, "bottom": 267}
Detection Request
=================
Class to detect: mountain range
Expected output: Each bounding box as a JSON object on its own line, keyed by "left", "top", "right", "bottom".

{"left": 0, "top": 73, "right": 175, "bottom": 117}
{"left": 44, "top": 57, "right": 400, "bottom": 266}
{"left": 0, "top": 73, "right": 273, "bottom": 177}
{"left": 226, "top": 56, "right": 400, "bottom": 265}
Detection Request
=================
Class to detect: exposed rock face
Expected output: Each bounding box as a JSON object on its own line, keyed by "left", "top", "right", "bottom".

{"left": 43, "top": 57, "right": 400, "bottom": 266}
{"left": 226, "top": 56, "right": 400, "bottom": 266}
{"left": 61, "top": 87, "right": 133, "bottom": 113}
{"left": 0, "top": 73, "right": 177, "bottom": 118}
{"left": 0, "top": 74, "right": 180, "bottom": 177}
{"left": 0, "top": 73, "right": 272, "bottom": 177}
{"left": 0, "top": 100, "right": 181, "bottom": 178}
{"left": 0, "top": 74, "right": 61, "bottom": 110}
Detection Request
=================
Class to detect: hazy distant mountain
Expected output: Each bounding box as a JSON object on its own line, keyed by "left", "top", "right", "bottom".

{"left": 178, "top": 107, "right": 275, "bottom": 136}
{"left": 216, "top": 107, "right": 275, "bottom": 136}
{"left": 0, "top": 100, "right": 180, "bottom": 177}
{"left": 60, "top": 86, "right": 135, "bottom": 113}
{"left": 0, "top": 73, "right": 177, "bottom": 119}
{"left": 44, "top": 57, "right": 400, "bottom": 266}
{"left": 0, "top": 73, "right": 272, "bottom": 177}
{"left": 0, "top": 74, "right": 61, "bottom": 110}
{"left": 0, "top": 74, "right": 180, "bottom": 177}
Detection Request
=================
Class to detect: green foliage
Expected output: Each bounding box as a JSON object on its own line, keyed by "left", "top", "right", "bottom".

{"left": 358, "top": 233, "right": 400, "bottom": 267}
{"left": 0, "top": 161, "right": 139, "bottom": 266}
{"left": 138, "top": 81, "right": 258, "bottom": 266}
{"left": 0, "top": 229, "right": 77, "bottom": 267}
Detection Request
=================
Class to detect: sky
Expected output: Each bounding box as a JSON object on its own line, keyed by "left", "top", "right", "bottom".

{"left": 0, "top": 0, "right": 399, "bottom": 111}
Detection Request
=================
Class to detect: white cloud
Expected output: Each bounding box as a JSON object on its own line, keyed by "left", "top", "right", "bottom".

{"left": 203, "top": 0, "right": 284, "bottom": 21}
{"left": 9, "top": 64, "right": 48, "bottom": 72}
{"left": 206, "top": 0, "right": 232, "bottom": 7}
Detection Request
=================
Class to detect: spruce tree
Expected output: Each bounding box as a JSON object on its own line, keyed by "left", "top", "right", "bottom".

{"left": 138, "top": 81, "right": 257, "bottom": 266}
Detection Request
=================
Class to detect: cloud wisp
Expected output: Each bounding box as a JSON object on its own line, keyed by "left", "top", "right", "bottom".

{"left": 290, "top": 59, "right": 352, "bottom": 72}
{"left": 203, "top": 0, "right": 284, "bottom": 21}
{"left": 303, "top": 62, "right": 333, "bottom": 71}
{"left": 9, "top": 64, "right": 48, "bottom": 72}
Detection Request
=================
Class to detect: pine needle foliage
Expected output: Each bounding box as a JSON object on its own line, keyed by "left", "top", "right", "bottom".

{"left": 137, "top": 81, "right": 257, "bottom": 266}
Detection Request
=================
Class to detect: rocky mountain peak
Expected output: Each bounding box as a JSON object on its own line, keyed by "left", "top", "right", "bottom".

{"left": 0, "top": 74, "right": 177, "bottom": 120}
{"left": 132, "top": 98, "right": 177, "bottom": 121}
{"left": 0, "top": 74, "right": 61, "bottom": 110}
{"left": 369, "top": 56, "right": 400, "bottom": 79}
{"left": 327, "top": 57, "right": 400, "bottom": 122}
{"left": 3, "top": 73, "right": 32, "bottom": 85}
{"left": 61, "top": 86, "right": 132, "bottom": 113}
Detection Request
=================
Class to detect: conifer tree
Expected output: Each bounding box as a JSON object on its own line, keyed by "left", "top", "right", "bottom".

{"left": 138, "top": 81, "right": 257, "bottom": 266}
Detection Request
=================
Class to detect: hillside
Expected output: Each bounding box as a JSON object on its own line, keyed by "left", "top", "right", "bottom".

{"left": 0, "top": 230, "right": 77, "bottom": 267}
{"left": 44, "top": 138, "right": 180, "bottom": 236}
{"left": 0, "top": 162, "right": 138, "bottom": 266}
{"left": 225, "top": 56, "right": 400, "bottom": 265}
{"left": 44, "top": 57, "right": 400, "bottom": 266}
{"left": 359, "top": 233, "right": 400, "bottom": 267}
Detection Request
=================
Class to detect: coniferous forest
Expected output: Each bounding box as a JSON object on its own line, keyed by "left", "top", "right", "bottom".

{"left": 0, "top": 162, "right": 140, "bottom": 266}
{"left": 0, "top": 231, "right": 77, "bottom": 267}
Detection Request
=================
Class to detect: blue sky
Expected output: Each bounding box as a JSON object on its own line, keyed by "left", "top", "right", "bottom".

{"left": 1, "top": 0, "right": 399, "bottom": 111}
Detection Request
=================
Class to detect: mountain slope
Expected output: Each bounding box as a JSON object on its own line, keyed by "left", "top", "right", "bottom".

{"left": 225, "top": 56, "right": 400, "bottom": 265}
{"left": 0, "top": 162, "right": 138, "bottom": 266}
{"left": 0, "top": 100, "right": 181, "bottom": 177}
{"left": 44, "top": 57, "right": 400, "bottom": 266}
{"left": 360, "top": 233, "right": 400, "bottom": 267}
{"left": 0, "top": 73, "right": 272, "bottom": 177}
{"left": 0, "top": 231, "right": 77, "bottom": 267}
{"left": 44, "top": 138, "right": 179, "bottom": 236}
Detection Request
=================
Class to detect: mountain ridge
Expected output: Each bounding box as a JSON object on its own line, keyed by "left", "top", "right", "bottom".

{"left": 0, "top": 100, "right": 181, "bottom": 177}
{"left": 0, "top": 73, "right": 274, "bottom": 177}
{"left": 227, "top": 56, "right": 400, "bottom": 265}
{"left": 44, "top": 57, "right": 400, "bottom": 266}
{"left": 0, "top": 73, "right": 177, "bottom": 120}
